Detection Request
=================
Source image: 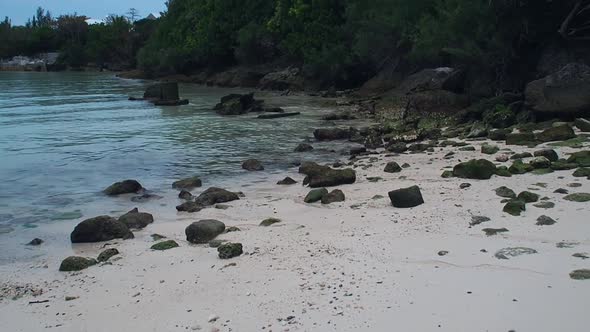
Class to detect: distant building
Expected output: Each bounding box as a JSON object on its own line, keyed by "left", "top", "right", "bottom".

{"left": 145, "top": 14, "right": 157, "bottom": 20}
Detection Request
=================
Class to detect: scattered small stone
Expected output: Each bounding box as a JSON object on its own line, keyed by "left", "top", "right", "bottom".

{"left": 277, "top": 177, "right": 297, "bottom": 185}
{"left": 384, "top": 162, "right": 402, "bottom": 173}
{"left": 321, "top": 189, "right": 345, "bottom": 204}
{"left": 151, "top": 234, "right": 166, "bottom": 241}
{"left": 209, "top": 239, "right": 226, "bottom": 248}
{"left": 97, "top": 248, "right": 119, "bottom": 262}
{"left": 185, "top": 220, "right": 226, "bottom": 244}
{"left": 573, "top": 253, "right": 589, "bottom": 260}
{"left": 218, "top": 243, "right": 243, "bottom": 259}
{"left": 495, "top": 186, "right": 516, "bottom": 199}
{"left": 304, "top": 188, "right": 328, "bottom": 203}
{"left": 225, "top": 226, "right": 241, "bottom": 233}
{"left": 151, "top": 240, "right": 179, "bottom": 251}
{"left": 503, "top": 200, "right": 526, "bottom": 216}
{"left": 481, "top": 144, "right": 499, "bottom": 155}
{"left": 401, "top": 163, "right": 411, "bottom": 168}
{"left": 568, "top": 183, "right": 583, "bottom": 188}
{"left": 557, "top": 241, "right": 579, "bottom": 248}
{"left": 27, "top": 238, "right": 43, "bottom": 246}
{"left": 59, "top": 256, "right": 97, "bottom": 272}
{"left": 535, "top": 215, "right": 556, "bottom": 226}
{"left": 494, "top": 247, "right": 537, "bottom": 260}
{"left": 470, "top": 216, "right": 491, "bottom": 226}
{"left": 208, "top": 314, "right": 220, "bottom": 323}
{"left": 438, "top": 251, "right": 449, "bottom": 256}
{"left": 65, "top": 296, "right": 78, "bottom": 301}
{"left": 260, "top": 218, "right": 281, "bottom": 227}
{"left": 554, "top": 188, "right": 569, "bottom": 194}
{"left": 215, "top": 204, "right": 230, "bottom": 210}
{"left": 570, "top": 269, "right": 590, "bottom": 280}
{"left": 482, "top": 228, "right": 509, "bottom": 236}
{"left": 459, "top": 183, "right": 471, "bottom": 189}
{"left": 496, "top": 154, "right": 509, "bottom": 162}
{"left": 533, "top": 201, "right": 555, "bottom": 209}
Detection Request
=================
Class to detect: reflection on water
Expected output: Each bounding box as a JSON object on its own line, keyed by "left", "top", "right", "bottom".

{"left": 0, "top": 72, "right": 362, "bottom": 251}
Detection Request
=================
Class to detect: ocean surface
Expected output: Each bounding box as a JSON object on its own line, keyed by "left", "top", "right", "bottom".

{"left": 0, "top": 72, "right": 361, "bottom": 263}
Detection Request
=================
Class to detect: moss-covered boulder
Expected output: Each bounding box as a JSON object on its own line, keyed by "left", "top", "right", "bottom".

{"left": 550, "top": 160, "right": 579, "bottom": 170}
{"left": 573, "top": 168, "right": 590, "bottom": 177}
{"left": 495, "top": 186, "right": 516, "bottom": 199}
{"left": 481, "top": 144, "right": 499, "bottom": 155}
{"left": 70, "top": 216, "right": 134, "bottom": 243}
{"left": 517, "top": 191, "right": 540, "bottom": 203}
{"left": 260, "top": 218, "right": 281, "bottom": 226}
{"left": 534, "top": 149, "right": 558, "bottom": 162}
{"left": 495, "top": 166, "right": 512, "bottom": 177}
{"left": 453, "top": 159, "right": 497, "bottom": 180}
{"left": 535, "top": 124, "right": 576, "bottom": 142}
{"left": 218, "top": 243, "right": 243, "bottom": 259}
{"left": 384, "top": 162, "right": 402, "bottom": 173}
{"left": 510, "top": 152, "right": 533, "bottom": 160}
{"left": 564, "top": 193, "right": 590, "bottom": 202}
{"left": 506, "top": 132, "right": 536, "bottom": 146}
{"left": 386, "top": 142, "right": 408, "bottom": 153}
{"left": 304, "top": 188, "right": 328, "bottom": 203}
{"left": 59, "top": 256, "right": 97, "bottom": 272}
{"left": 97, "top": 248, "right": 119, "bottom": 262}
{"left": 441, "top": 170, "right": 454, "bottom": 178}
{"left": 567, "top": 151, "right": 590, "bottom": 167}
{"left": 509, "top": 160, "right": 533, "bottom": 174}
{"left": 388, "top": 185, "right": 424, "bottom": 208}
{"left": 321, "top": 190, "right": 345, "bottom": 204}
{"left": 488, "top": 129, "right": 510, "bottom": 141}
{"left": 503, "top": 200, "right": 526, "bottom": 216}
{"left": 103, "top": 179, "right": 143, "bottom": 196}
{"left": 151, "top": 240, "right": 179, "bottom": 251}
{"left": 483, "top": 104, "right": 516, "bottom": 129}
{"left": 172, "top": 176, "right": 202, "bottom": 190}
{"left": 530, "top": 157, "right": 551, "bottom": 169}
{"left": 185, "top": 220, "right": 225, "bottom": 244}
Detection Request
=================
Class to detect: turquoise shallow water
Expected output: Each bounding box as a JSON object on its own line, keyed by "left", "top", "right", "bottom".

{"left": 0, "top": 72, "right": 357, "bottom": 246}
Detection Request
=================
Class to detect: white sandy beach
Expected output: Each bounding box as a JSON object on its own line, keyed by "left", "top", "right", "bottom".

{"left": 1, "top": 136, "right": 590, "bottom": 332}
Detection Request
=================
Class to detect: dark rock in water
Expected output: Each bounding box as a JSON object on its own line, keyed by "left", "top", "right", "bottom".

{"left": 304, "top": 188, "right": 328, "bottom": 203}
{"left": 104, "top": 180, "right": 143, "bottom": 196}
{"left": 185, "top": 220, "right": 226, "bottom": 244}
{"left": 214, "top": 93, "right": 261, "bottom": 115}
{"left": 481, "top": 144, "right": 499, "bottom": 155}
{"left": 260, "top": 218, "right": 281, "bottom": 226}
{"left": 388, "top": 186, "right": 424, "bottom": 208}
{"left": 321, "top": 190, "right": 345, "bottom": 204}
{"left": 384, "top": 162, "right": 402, "bottom": 173}
{"left": 506, "top": 132, "right": 536, "bottom": 146}
{"left": 172, "top": 176, "right": 202, "bottom": 190}
{"left": 118, "top": 208, "right": 154, "bottom": 230}
{"left": 503, "top": 200, "right": 526, "bottom": 216}
{"left": 570, "top": 269, "right": 590, "bottom": 280}
{"left": 154, "top": 99, "right": 189, "bottom": 106}
{"left": 386, "top": 142, "right": 408, "bottom": 153}
{"left": 277, "top": 177, "right": 297, "bottom": 185}
{"left": 495, "top": 186, "right": 516, "bottom": 199}
{"left": 575, "top": 118, "right": 590, "bottom": 132}
{"left": 144, "top": 82, "right": 180, "bottom": 101}
{"left": 176, "top": 201, "right": 204, "bottom": 213}
{"left": 178, "top": 190, "right": 193, "bottom": 200}
{"left": 97, "top": 248, "right": 119, "bottom": 262}
{"left": 218, "top": 243, "right": 243, "bottom": 259}
{"left": 470, "top": 216, "right": 490, "bottom": 226}
{"left": 130, "top": 193, "right": 161, "bottom": 203}
{"left": 536, "top": 124, "right": 576, "bottom": 142}
{"left": 294, "top": 143, "right": 313, "bottom": 152}
{"left": 195, "top": 187, "right": 240, "bottom": 206}
{"left": 71, "top": 216, "right": 133, "bottom": 243}
{"left": 510, "top": 152, "right": 533, "bottom": 160}
{"left": 151, "top": 240, "right": 179, "bottom": 251}
{"left": 453, "top": 159, "right": 496, "bottom": 180}
{"left": 350, "top": 146, "right": 367, "bottom": 156}
{"left": 257, "top": 112, "right": 300, "bottom": 119}
{"left": 534, "top": 149, "right": 558, "bottom": 162}
{"left": 509, "top": 160, "right": 533, "bottom": 174}
{"left": 299, "top": 162, "right": 356, "bottom": 187}
{"left": 567, "top": 151, "right": 590, "bottom": 167}
{"left": 564, "top": 193, "right": 590, "bottom": 202}
{"left": 530, "top": 157, "right": 551, "bottom": 169}
{"left": 242, "top": 159, "right": 264, "bottom": 171}
{"left": 573, "top": 167, "right": 590, "bottom": 177}
{"left": 27, "top": 238, "right": 43, "bottom": 246}
{"left": 536, "top": 215, "right": 556, "bottom": 226}
{"left": 483, "top": 228, "right": 509, "bottom": 236}
{"left": 494, "top": 247, "right": 537, "bottom": 260}
{"left": 59, "top": 256, "right": 97, "bottom": 272}
{"left": 313, "top": 128, "right": 351, "bottom": 141}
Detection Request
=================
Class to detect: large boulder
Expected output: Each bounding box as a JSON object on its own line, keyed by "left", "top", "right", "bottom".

{"left": 453, "top": 159, "right": 497, "bottom": 180}
{"left": 172, "top": 176, "right": 202, "bottom": 190}
{"left": 59, "top": 256, "right": 97, "bottom": 272}
{"left": 535, "top": 124, "right": 576, "bottom": 142}
{"left": 388, "top": 186, "right": 425, "bottom": 208}
{"left": 525, "top": 63, "right": 590, "bottom": 113}
{"left": 118, "top": 208, "right": 154, "bottom": 230}
{"left": 313, "top": 128, "right": 351, "bottom": 141}
{"left": 567, "top": 151, "right": 590, "bottom": 167}
{"left": 185, "top": 220, "right": 226, "bottom": 244}
{"left": 299, "top": 162, "right": 356, "bottom": 187}
{"left": 103, "top": 180, "right": 142, "bottom": 196}
{"left": 213, "top": 93, "right": 262, "bottom": 115}
{"left": 195, "top": 187, "right": 240, "bottom": 206}
{"left": 71, "top": 216, "right": 134, "bottom": 243}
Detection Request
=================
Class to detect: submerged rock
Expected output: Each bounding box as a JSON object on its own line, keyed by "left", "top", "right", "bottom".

{"left": 172, "top": 176, "right": 202, "bottom": 190}
{"left": 260, "top": 218, "right": 281, "bottom": 226}
{"left": 103, "top": 180, "right": 143, "bottom": 196}
{"left": 277, "top": 177, "right": 297, "bottom": 185}
{"left": 97, "top": 248, "right": 119, "bottom": 262}
{"left": 118, "top": 208, "right": 154, "bottom": 230}
{"left": 388, "top": 185, "right": 424, "bottom": 208}
{"left": 321, "top": 189, "right": 345, "bottom": 204}
{"left": 27, "top": 238, "right": 43, "bottom": 246}
{"left": 151, "top": 240, "right": 179, "bottom": 251}
{"left": 494, "top": 247, "right": 537, "bottom": 260}
{"left": 178, "top": 190, "right": 193, "bottom": 200}
{"left": 218, "top": 243, "right": 243, "bottom": 259}
{"left": 70, "top": 216, "right": 133, "bottom": 243}
{"left": 59, "top": 256, "right": 97, "bottom": 272}
{"left": 242, "top": 159, "right": 264, "bottom": 171}
{"left": 304, "top": 188, "right": 328, "bottom": 203}
{"left": 185, "top": 220, "right": 226, "bottom": 244}
{"left": 313, "top": 128, "right": 351, "bottom": 140}
{"left": 294, "top": 143, "right": 314, "bottom": 152}
{"left": 453, "top": 159, "right": 496, "bottom": 180}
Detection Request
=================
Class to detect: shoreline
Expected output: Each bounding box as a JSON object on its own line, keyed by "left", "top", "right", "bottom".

{"left": 1, "top": 127, "right": 589, "bottom": 331}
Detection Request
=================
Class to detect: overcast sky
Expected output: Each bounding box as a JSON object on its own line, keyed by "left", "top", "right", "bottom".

{"left": 0, "top": 0, "right": 167, "bottom": 25}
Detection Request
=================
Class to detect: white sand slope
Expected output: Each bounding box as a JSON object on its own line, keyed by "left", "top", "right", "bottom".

{"left": 1, "top": 138, "right": 589, "bottom": 332}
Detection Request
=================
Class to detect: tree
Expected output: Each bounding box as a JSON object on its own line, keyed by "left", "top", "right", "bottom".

{"left": 126, "top": 8, "right": 140, "bottom": 22}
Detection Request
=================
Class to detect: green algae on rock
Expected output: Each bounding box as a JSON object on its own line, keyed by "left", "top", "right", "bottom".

{"left": 151, "top": 240, "right": 179, "bottom": 251}
{"left": 564, "top": 193, "right": 590, "bottom": 202}
{"left": 59, "top": 256, "right": 97, "bottom": 272}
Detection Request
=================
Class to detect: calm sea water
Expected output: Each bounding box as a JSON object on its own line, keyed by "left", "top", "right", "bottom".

{"left": 0, "top": 72, "right": 360, "bottom": 260}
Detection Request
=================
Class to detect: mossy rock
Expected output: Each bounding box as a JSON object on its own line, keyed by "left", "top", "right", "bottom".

{"left": 495, "top": 166, "right": 512, "bottom": 177}
{"left": 495, "top": 186, "right": 516, "bottom": 199}
{"left": 453, "top": 159, "right": 497, "bottom": 180}
{"left": 260, "top": 218, "right": 281, "bottom": 226}
{"left": 530, "top": 157, "right": 551, "bottom": 169}
{"left": 483, "top": 104, "right": 516, "bottom": 129}
{"left": 573, "top": 168, "right": 590, "bottom": 177}
{"left": 548, "top": 136, "right": 589, "bottom": 148}
{"left": 550, "top": 160, "right": 579, "bottom": 170}
{"left": 506, "top": 132, "right": 536, "bottom": 146}
{"left": 510, "top": 152, "right": 533, "bottom": 160}
{"left": 503, "top": 200, "right": 526, "bottom": 216}
{"left": 533, "top": 149, "right": 558, "bottom": 162}
{"left": 59, "top": 256, "right": 97, "bottom": 272}
{"left": 304, "top": 188, "right": 328, "bottom": 203}
{"left": 531, "top": 168, "right": 554, "bottom": 175}
{"left": 441, "top": 170, "right": 454, "bottom": 178}
{"left": 151, "top": 240, "right": 179, "bottom": 251}
{"left": 509, "top": 160, "right": 533, "bottom": 174}
{"left": 97, "top": 248, "right": 119, "bottom": 262}
{"left": 481, "top": 144, "right": 500, "bottom": 155}
{"left": 535, "top": 124, "right": 576, "bottom": 143}
{"left": 564, "top": 193, "right": 590, "bottom": 202}
{"left": 517, "top": 191, "right": 540, "bottom": 203}
{"left": 570, "top": 269, "right": 590, "bottom": 280}
{"left": 218, "top": 243, "right": 243, "bottom": 259}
